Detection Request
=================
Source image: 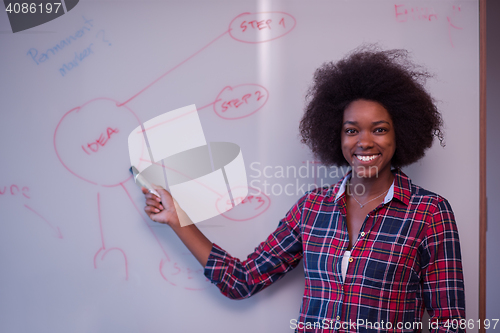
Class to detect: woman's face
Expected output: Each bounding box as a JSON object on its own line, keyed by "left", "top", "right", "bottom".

{"left": 341, "top": 99, "right": 396, "bottom": 178}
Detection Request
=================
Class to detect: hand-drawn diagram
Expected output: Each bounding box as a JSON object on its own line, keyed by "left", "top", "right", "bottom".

{"left": 52, "top": 11, "right": 296, "bottom": 289}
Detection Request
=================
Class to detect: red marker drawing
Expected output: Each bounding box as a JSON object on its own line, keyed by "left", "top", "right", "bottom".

{"left": 93, "top": 192, "right": 129, "bottom": 280}
{"left": 24, "top": 204, "right": 63, "bottom": 239}
{"left": 53, "top": 11, "right": 292, "bottom": 287}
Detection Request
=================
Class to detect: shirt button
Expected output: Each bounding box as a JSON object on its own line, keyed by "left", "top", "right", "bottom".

{"left": 336, "top": 316, "right": 340, "bottom": 320}
{"left": 349, "top": 257, "right": 354, "bottom": 263}
{"left": 360, "top": 231, "right": 366, "bottom": 237}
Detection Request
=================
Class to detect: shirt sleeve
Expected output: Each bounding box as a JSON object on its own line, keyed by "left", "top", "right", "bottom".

{"left": 420, "top": 198, "right": 466, "bottom": 333}
{"left": 203, "top": 193, "right": 306, "bottom": 300}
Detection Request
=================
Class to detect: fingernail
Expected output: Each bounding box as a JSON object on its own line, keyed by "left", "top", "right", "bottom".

{"left": 159, "top": 205, "right": 164, "bottom": 210}
{"left": 154, "top": 208, "right": 160, "bottom": 213}
{"left": 156, "top": 196, "right": 161, "bottom": 202}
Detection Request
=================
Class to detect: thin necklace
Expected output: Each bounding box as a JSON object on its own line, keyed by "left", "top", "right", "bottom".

{"left": 348, "top": 181, "right": 390, "bottom": 208}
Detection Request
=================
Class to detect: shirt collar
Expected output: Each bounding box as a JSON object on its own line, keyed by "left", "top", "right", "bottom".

{"left": 331, "top": 168, "right": 411, "bottom": 207}
{"left": 392, "top": 169, "right": 411, "bottom": 206}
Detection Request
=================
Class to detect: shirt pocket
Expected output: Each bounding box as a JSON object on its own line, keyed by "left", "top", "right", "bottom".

{"left": 362, "top": 234, "right": 420, "bottom": 289}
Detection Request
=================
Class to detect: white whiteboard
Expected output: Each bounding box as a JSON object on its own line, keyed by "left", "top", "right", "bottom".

{"left": 0, "top": 1, "right": 479, "bottom": 332}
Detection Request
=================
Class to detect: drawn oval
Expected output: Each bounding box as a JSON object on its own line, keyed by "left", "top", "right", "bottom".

{"left": 229, "top": 12, "right": 296, "bottom": 43}
{"left": 53, "top": 97, "right": 142, "bottom": 187}
{"left": 213, "top": 84, "right": 269, "bottom": 120}
{"left": 215, "top": 186, "right": 271, "bottom": 222}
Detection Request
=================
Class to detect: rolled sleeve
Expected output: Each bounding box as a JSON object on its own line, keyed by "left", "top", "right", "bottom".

{"left": 203, "top": 194, "right": 306, "bottom": 300}
{"left": 204, "top": 243, "right": 230, "bottom": 283}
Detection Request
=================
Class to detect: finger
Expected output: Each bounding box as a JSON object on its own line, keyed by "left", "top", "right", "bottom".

{"left": 153, "top": 185, "right": 171, "bottom": 198}
{"left": 146, "top": 198, "right": 164, "bottom": 210}
{"left": 142, "top": 187, "right": 161, "bottom": 201}
{"left": 144, "top": 192, "right": 162, "bottom": 203}
{"left": 152, "top": 185, "right": 174, "bottom": 204}
{"left": 145, "top": 206, "right": 162, "bottom": 215}
{"left": 145, "top": 198, "right": 161, "bottom": 207}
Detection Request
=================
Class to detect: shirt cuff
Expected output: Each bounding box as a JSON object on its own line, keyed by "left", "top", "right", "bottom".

{"left": 203, "top": 243, "right": 228, "bottom": 283}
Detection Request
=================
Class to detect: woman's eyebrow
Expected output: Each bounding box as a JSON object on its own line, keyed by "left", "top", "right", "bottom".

{"left": 342, "top": 120, "right": 390, "bottom": 126}
{"left": 372, "top": 120, "right": 390, "bottom": 125}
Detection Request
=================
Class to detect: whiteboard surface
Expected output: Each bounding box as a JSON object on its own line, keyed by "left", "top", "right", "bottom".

{"left": 0, "top": 1, "right": 479, "bottom": 332}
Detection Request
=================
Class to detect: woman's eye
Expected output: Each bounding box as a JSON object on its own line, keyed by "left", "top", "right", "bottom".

{"left": 374, "top": 128, "right": 387, "bottom": 133}
{"left": 345, "top": 128, "right": 357, "bottom": 134}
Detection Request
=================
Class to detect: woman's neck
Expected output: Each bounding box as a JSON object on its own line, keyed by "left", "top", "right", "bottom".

{"left": 348, "top": 168, "right": 394, "bottom": 198}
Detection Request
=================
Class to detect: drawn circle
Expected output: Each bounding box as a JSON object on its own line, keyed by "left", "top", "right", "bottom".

{"left": 54, "top": 98, "right": 142, "bottom": 187}
{"left": 160, "top": 254, "right": 210, "bottom": 291}
{"left": 229, "top": 12, "right": 297, "bottom": 43}
{"left": 215, "top": 186, "right": 271, "bottom": 221}
{"left": 213, "top": 84, "right": 269, "bottom": 120}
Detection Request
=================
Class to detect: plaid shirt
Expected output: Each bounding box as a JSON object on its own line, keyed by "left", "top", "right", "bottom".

{"left": 204, "top": 169, "right": 465, "bottom": 332}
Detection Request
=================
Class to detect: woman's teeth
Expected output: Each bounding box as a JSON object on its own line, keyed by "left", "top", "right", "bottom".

{"left": 355, "top": 154, "right": 379, "bottom": 162}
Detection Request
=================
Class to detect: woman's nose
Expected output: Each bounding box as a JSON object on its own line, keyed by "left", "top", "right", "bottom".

{"left": 357, "top": 131, "right": 374, "bottom": 149}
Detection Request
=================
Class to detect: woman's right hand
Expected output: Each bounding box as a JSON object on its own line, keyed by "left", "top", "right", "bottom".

{"left": 143, "top": 186, "right": 213, "bottom": 267}
{"left": 142, "top": 186, "right": 181, "bottom": 229}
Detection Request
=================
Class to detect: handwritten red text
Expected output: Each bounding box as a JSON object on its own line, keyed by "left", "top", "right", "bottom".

{"left": 82, "top": 127, "right": 119, "bottom": 155}
{"left": 214, "top": 84, "right": 269, "bottom": 120}
{"left": 216, "top": 186, "right": 271, "bottom": 222}
{"left": 240, "top": 19, "right": 272, "bottom": 32}
{"left": 0, "top": 184, "right": 30, "bottom": 198}
{"left": 220, "top": 90, "right": 265, "bottom": 112}
{"left": 227, "top": 195, "right": 266, "bottom": 210}
{"left": 229, "top": 12, "right": 296, "bottom": 43}
{"left": 395, "top": 4, "right": 438, "bottom": 22}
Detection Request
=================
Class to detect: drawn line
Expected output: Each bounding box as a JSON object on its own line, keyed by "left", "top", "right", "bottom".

{"left": 118, "top": 30, "right": 230, "bottom": 107}
{"left": 447, "top": 17, "right": 462, "bottom": 29}
{"left": 94, "top": 248, "right": 104, "bottom": 269}
{"left": 159, "top": 259, "right": 177, "bottom": 287}
{"left": 97, "top": 192, "right": 105, "bottom": 248}
{"left": 137, "top": 100, "right": 219, "bottom": 134}
{"left": 198, "top": 100, "right": 219, "bottom": 111}
{"left": 93, "top": 192, "right": 129, "bottom": 280}
{"left": 102, "top": 248, "right": 129, "bottom": 280}
{"left": 447, "top": 17, "right": 462, "bottom": 48}
{"left": 24, "top": 204, "right": 63, "bottom": 239}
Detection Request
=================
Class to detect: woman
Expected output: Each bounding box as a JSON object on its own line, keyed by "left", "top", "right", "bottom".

{"left": 142, "top": 47, "right": 465, "bottom": 332}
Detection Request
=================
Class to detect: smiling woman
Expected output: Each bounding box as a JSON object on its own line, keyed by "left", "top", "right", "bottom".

{"left": 142, "top": 45, "right": 466, "bottom": 333}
